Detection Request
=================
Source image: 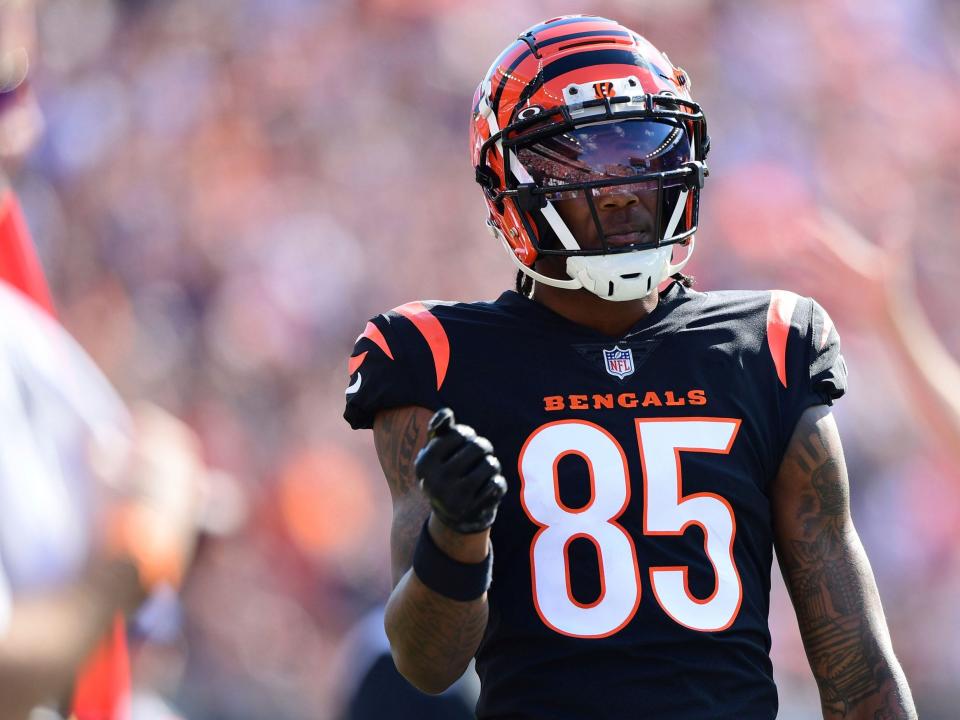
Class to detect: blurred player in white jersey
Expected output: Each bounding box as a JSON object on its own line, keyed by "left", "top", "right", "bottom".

{"left": 0, "top": 283, "right": 202, "bottom": 719}
{"left": 0, "top": 2, "right": 204, "bottom": 718}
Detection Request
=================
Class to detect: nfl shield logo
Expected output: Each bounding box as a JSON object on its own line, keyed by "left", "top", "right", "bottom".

{"left": 603, "top": 346, "right": 635, "bottom": 379}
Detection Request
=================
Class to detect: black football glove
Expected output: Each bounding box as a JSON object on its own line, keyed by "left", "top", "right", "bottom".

{"left": 414, "top": 408, "right": 507, "bottom": 534}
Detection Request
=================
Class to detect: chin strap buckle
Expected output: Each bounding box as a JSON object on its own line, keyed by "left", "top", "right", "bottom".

{"left": 475, "top": 166, "right": 498, "bottom": 193}
{"left": 476, "top": 166, "right": 506, "bottom": 212}
{"left": 683, "top": 161, "right": 708, "bottom": 190}
{"left": 515, "top": 183, "right": 547, "bottom": 212}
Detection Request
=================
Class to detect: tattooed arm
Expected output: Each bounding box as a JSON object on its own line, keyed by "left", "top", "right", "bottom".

{"left": 374, "top": 406, "right": 490, "bottom": 694}
{"left": 771, "top": 405, "right": 916, "bottom": 720}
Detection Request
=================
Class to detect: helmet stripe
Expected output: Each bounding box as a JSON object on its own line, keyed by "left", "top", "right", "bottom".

{"left": 491, "top": 29, "right": 630, "bottom": 115}
{"left": 506, "top": 49, "right": 665, "bottom": 114}
{"left": 540, "top": 48, "right": 662, "bottom": 85}
{"left": 538, "top": 28, "right": 630, "bottom": 51}
{"left": 490, "top": 52, "right": 537, "bottom": 117}
{"left": 526, "top": 16, "right": 607, "bottom": 33}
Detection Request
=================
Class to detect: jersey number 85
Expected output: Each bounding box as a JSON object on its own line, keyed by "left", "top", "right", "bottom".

{"left": 518, "top": 418, "right": 743, "bottom": 638}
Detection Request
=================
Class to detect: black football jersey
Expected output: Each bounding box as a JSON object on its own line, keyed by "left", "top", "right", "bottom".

{"left": 344, "top": 282, "right": 846, "bottom": 720}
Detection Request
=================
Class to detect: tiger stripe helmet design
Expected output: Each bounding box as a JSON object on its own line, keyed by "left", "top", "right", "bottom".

{"left": 471, "top": 16, "right": 710, "bottom": 301}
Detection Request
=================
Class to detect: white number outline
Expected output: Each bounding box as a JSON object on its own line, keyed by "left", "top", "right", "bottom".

{"left": 519, "top": 419, "right": 642, "bottom": 639}
{"left": 518, "top": 417, "right": 744, "bottom": 638}
{"left": 637, "top": 417, "right": 743, "bottom": 632}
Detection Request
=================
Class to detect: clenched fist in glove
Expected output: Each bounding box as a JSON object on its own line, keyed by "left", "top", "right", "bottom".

{"left": 414, "top": 408, "right": 507, "bottom": 534}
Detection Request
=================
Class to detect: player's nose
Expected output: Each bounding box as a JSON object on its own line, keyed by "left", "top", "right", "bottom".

{"left": 598, "top": 191, "right": 640, "bottom": 210}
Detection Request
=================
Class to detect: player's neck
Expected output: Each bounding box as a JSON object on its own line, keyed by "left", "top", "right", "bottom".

{"left": 530, "top": 282, "right": 660, "bottom": 337}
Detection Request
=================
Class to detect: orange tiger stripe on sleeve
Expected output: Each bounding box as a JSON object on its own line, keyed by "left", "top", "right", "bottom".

{"left": 766, "top": 290, "right": 799, "bottom": 388}
{"left": 393, "top": 302, "right": 450, "bottom": 390}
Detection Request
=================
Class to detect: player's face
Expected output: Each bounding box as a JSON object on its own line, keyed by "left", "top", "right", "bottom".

{"left": 517, "top": 119, "right": 691, "bottom": 252}
{"left": 553, "top": 186, "right": 657, "bottom": 250}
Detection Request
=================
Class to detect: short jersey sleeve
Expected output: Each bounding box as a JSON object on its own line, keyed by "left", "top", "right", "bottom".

{"left": 343, "top": 310, "right": 443, "bottom": 430}
{"left": 773, "top": 292, "right": 847, "bottom": 444}
{"left": 806, "top": 298, "right": 847, "bottom": 405}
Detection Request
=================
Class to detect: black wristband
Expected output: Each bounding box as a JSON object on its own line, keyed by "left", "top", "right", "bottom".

{"left": 412, "top": 520, "right": 493, "bottom": 602}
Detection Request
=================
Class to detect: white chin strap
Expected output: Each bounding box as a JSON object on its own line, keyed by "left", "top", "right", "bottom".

{"left": 567, "top": 235, "right": 694, "bottom": 301}
{"left": 502, "top": 167, "right": 693, "bottom": 300}
{"left": 565, "top": 186, "right": 692, "bottom": 301}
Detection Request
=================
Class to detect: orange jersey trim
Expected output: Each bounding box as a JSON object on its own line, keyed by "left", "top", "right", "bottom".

{"left": 766, "top": 290, "right": 799, "bottom": 388}
{"left": 393, "top": 301, "right": 450, "bottom": 390}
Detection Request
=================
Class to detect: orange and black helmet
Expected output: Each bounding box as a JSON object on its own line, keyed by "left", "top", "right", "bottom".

{"left": 470, "top": 16, "right": 710, "bottom": 299}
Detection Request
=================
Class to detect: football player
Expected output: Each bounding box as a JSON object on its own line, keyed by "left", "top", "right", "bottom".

{"left": 344, "top": 16, "right": 916, "bottom": 719}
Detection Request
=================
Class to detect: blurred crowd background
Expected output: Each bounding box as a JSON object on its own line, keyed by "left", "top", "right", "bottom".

{"left": 5, "top": 0, "right": 960, "bottom": 717}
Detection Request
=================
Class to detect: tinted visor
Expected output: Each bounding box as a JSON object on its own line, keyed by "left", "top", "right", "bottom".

{"left": 517, "top": 119, "right": 691, "bottom": 200}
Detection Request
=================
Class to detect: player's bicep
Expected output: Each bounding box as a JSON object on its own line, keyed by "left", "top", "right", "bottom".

{"left": 771, "top": 405, "right": 859, "bottom": 614}
{"left": 373, "top": 405, "right": 433, "bottom": 587}
{"left": 771, "top": 404, "right": 852, "bottom": 539}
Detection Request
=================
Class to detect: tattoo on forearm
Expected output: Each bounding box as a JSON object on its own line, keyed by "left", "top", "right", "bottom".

{"left": 873, "top": 689, "right": 912, "bottom": 720}
{"left": 393, "top": 573, "right": 489, "bottom": 677}
{"left": 397, "top": 413, "right": 420, "bottom": 489}
{"left": 376, "top": 407, "right": 433, "bottom": 585}
{"left": 376, "top": 407, "right": 427, "bottom": 496}
{"left": 779, "top": 415, "right": 914, "bottom": 719}
{"left": 378, "top": 408, "right": 488, "bottom": 681}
